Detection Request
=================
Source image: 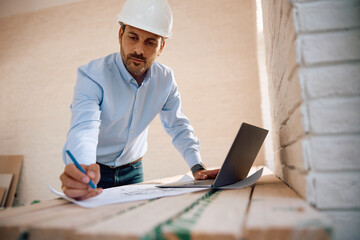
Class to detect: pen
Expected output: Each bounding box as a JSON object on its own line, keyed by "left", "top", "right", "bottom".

{"left": 66, "top": 150, "right": 96, "bottom": 189}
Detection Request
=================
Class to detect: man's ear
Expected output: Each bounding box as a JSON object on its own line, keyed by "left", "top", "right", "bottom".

{"left": 118, "top": 27, "right": 124, "bottom": 44}
{"left": 158, "top": 40, "right": 166, "bottom": 56}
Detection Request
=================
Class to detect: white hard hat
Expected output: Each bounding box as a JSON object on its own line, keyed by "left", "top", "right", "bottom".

{"left": 117, "top": 0, "right": 173, "bottom": 38}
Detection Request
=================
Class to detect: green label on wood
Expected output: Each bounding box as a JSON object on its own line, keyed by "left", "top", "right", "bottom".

{"left": 141, "top": 190, "right": 221, "bottom": 240}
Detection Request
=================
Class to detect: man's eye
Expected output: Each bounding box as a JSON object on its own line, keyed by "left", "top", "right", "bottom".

{"left": 147, "top": 41, "right": 156, "bottom": 46}
{"left": 129, "top": 36, "right": 136, "bottom": 40}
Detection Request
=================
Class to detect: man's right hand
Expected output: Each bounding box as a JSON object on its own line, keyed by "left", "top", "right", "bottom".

{"left": 60, "top": 163, "right": 102, "bottom": 200}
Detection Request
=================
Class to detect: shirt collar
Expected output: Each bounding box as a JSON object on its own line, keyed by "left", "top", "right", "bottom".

{"left": 116, "top": 52, "right": 152, "bottom": 86}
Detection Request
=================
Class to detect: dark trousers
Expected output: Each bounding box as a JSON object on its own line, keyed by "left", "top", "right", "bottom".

{"left": 97, "top": 160, "right": 144, "bottom": 189}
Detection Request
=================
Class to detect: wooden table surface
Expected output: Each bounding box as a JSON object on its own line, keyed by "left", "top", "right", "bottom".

{"left": 0, "top": 167, "right": 332, "bottom": 240}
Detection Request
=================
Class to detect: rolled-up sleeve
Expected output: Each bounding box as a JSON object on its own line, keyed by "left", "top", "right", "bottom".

{"left": 159, "top": 72, "right": 202, "bottom": 168}
{"left": 62, "top": 67, "right": 103, "bottom": 165}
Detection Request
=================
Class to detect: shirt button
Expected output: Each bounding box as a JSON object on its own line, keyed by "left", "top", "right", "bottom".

{"left": 130, "top": 130, "right": 134, "bottom": 133}
{"left": 134, "top": 109, "right": 137, "bottom": 113}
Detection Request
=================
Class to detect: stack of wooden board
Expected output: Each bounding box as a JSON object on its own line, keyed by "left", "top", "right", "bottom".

{"left": 0, "top": 155, "right": 23, "bottom": 208}
{"left": 0, "top": 167, "right": 332, "bottom": 240}
{"left": 0, "top": 173, "right": 13, "bottom": 207}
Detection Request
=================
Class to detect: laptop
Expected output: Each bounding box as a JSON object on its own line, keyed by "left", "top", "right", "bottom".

{"left": 158, "top": 122, "right": 268, "bottom": 188}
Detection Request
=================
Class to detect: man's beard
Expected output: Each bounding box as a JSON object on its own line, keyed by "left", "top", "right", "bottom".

{"left": 123, "top": 51, "right": 148, "bottom": 77}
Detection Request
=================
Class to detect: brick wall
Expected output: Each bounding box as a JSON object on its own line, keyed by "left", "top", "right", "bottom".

{"left": 261, "top": 0, "right": 360, "bottom": 239}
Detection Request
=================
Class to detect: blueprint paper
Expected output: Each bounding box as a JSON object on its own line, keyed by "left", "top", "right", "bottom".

{"left": 49, "top": 184, "right": 206, "bottom": 208}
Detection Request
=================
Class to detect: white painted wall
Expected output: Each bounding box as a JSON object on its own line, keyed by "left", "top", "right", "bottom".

{"left": 0, "top": 0, "right": 263, "bottom": 205}
{"left": 0, "top": 0, "right": 83, "bottom": 18}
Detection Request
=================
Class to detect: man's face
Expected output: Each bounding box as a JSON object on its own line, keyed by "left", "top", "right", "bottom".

{"left": 119, "top": 25, "right": 165, "bottom": 80}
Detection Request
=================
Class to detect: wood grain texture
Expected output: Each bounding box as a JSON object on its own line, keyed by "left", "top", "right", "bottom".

{"left": 245, "top": 168, "right": 331, "bottom": 240}
{"left": 0, "top": 198, "right": 67, "bottom": 220}
{"left": 164, "top": 188, "right": 252, "bottom": 240}
{"left": 29, "top": 201, "right": 149, "bottom": 240}
{"left": 73, "top": 191, "right": 208, "bottom": 240}
{"left": 0, "top": 155, "right": 23, "bottom": 207}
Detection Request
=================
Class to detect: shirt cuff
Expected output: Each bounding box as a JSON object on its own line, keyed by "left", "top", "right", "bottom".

{"left": 185, "top": 150, "right": 203, "bottom": 169}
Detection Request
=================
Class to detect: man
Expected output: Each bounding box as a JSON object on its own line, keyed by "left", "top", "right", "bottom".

{"left": 60, "top": 0, "right": 219, "bottom": 200}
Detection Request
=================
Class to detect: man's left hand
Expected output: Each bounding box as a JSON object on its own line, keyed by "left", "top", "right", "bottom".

{"left": 193, "top": 169, "right": 220, "bottom": 180}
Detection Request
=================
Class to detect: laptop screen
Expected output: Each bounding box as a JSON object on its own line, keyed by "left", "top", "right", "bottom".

{"left": 213, "top": 123, "right": 268, "bottom": 188}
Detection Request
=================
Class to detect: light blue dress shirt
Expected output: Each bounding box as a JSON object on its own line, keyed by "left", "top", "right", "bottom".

{"left": 63, "top": 52, "right": 202, "bottom": 168}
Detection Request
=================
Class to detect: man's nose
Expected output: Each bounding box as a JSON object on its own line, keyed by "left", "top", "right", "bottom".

{"left": 134, "top": 42, "right": 144, "bottom": 56}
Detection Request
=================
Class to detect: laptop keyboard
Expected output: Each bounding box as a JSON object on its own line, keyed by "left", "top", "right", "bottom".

{"left": 182, "top": 179, "right": 215, "bottom": 186}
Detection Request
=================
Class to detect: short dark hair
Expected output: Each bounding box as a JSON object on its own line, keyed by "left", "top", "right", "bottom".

{"left": 120, "top": 22, "right": 126, "bottom": 32}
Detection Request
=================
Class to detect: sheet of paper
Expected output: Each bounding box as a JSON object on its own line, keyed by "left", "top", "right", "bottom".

{"left": 49, "top": 184, "right": 206, "bottom": 208}
{"left": 174, "top": 172, "right": 194, "bottom": 182}
{"left": 217, "top": 168, "right": 263, "bottom": 189}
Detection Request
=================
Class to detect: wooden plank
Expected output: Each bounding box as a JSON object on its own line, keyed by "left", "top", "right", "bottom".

{"left": 29, "top": 175, "right": 204, "bottom": 240}
{"left": 0, "top": 199, "right": 151, "bottom": 240}
{"left": 0, "top": 202, "right": 84, "bottom": 240}
{"left": 0, "top": 173, "right": 13, "bottom": 207}
{"left": 163, "top": 188, "right": 252, "bottom": 240}
{"left": 0, "top": 198, "right": 68, "bottom": 220}
{"left": 29, "top": 200, "right": 149, "bottom": 240}
{"left": 0, "top": 174, "right": 201, "bottom": 239}
{"left": 245, "top": 167, "right": 332, "bottom": 240}
{"left": 190, "top": 188, "right": 251, "bottom": 240}
{"left": 0, "top": 188, "right": 6, "bottom": 208}
{"left": 73, "top": 190, "right": 209, "bottom": 240}
{"left": 0, "top": 155, "right": 23, "bottom": 207}
{"left": 1, "top": 196, "right": 145, "bottom": 240}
